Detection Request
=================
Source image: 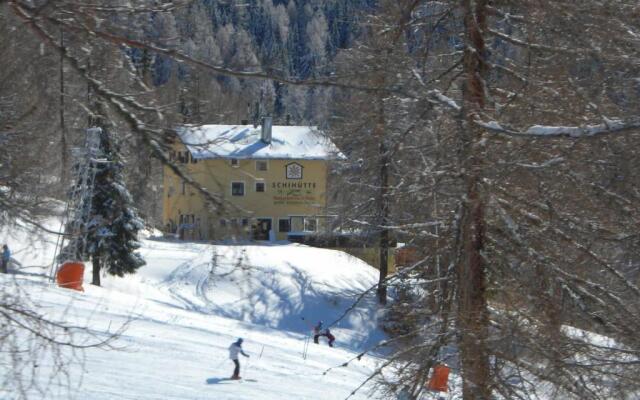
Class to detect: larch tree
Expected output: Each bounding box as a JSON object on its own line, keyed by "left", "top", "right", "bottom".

{"left": 0, "top": 2, "right": 68, "bottom": 227}
{"left": 329, "top": 0, "right": 430, "bottom": 305}
{"left": 1, "top": 3, "right": 145, "bottom": 396}
{"left": 333, "top": 1, "right": 640, "bottom": 400}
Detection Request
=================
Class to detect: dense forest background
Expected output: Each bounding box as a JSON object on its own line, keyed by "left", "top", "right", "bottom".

{"left": 133, "top": 0, "right": 375, "bottom": 125}
{"left": 1, "top": 0, "right": 375, "bottom": 226}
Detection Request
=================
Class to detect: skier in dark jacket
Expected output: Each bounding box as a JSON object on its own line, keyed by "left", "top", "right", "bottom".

{"left": 228, "top": 338, "right": 249, "bottom": 379}
{"left": 312, "top": 321, "right": 323, "bottom": 343}
{"left": 324, "top": 328, "right": 335, "bottom": 347}
{"left": 313, "top": 321, "right": 335, "bottom": 347}
{"left": 1, "top": 245, "right": 10, "bottom": 273}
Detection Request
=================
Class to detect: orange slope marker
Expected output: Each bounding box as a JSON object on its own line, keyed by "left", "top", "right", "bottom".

{"left": 56, "top": 261, "right": 85, "bottom": 291}
{"left": 427, "top": 364, "right": 450, "bottom": 392}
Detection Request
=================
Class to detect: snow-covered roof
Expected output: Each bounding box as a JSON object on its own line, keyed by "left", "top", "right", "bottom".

{"left": 176, "top": 124, "right": 345, "bottom": 160}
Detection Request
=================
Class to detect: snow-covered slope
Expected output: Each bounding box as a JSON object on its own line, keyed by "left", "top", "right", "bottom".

{"left": 135, "top": 240, "right": 384, "bottom": 348}
{"left": 1, "top": 222, "right": 386, "bottom": 400}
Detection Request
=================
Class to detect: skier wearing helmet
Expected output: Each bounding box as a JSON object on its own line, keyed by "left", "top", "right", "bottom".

{"left": 228, "top": 338, "right": 250, "bottom": 379}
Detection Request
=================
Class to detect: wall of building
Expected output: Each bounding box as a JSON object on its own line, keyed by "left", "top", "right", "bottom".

{"left": 162, "top": 146, "right": 330, "bottom": 240}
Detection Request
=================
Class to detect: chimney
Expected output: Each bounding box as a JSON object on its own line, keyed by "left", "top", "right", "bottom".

{"left": 261, "top": 116, "right": 272, "bottom": 144}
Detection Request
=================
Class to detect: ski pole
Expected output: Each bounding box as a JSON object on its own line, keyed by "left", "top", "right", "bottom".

{"left": 303, "top": 334, "right": 311, "bottom": 360}
{"left": 302, "top": 335, "right": 307, "bottom": 359}
{"left": 302, "top": 335, "right": 306, "bottom": 359}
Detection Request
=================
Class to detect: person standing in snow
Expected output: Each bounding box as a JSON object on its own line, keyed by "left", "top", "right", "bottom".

{"left": 1, "top": 245, "right": 10, "bottom": 273}
{"left": 229, "top": 338, "right": 249, "bottom": 379}
{"left": 313, "top": 321, "right": 335, "bottom": 347}
{"left": 324, "top": 328, "right": 335, "bottom": 347}
{"left": 312, "top": 321, "right": 324, "bottom": 344}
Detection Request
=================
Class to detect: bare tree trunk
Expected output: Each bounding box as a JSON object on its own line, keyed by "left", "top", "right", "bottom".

{"left": 373, "top": 74, "right": 390, "bottom": 305}
{"left": 377, "top": 138, "right": 390, "bottom": 305}
{"left": 457, "top": 171, "right": 491, "bottom": 400}
{"left": 92, "top": 257, "right": 101, "bottom": 286}
{"left": 457, "top": 1, "right": 491, "bottom": 398}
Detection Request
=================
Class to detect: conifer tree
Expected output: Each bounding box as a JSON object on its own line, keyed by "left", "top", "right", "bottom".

{"left": 74, "top": 122, "right": 146, "bottom": 287}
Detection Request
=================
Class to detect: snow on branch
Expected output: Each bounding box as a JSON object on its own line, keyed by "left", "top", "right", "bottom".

{"left": 487, "top": 28, "right": 582, "bottom": 55}
{"left": 495, "top": 195, "right": 640, "bottom": 300}
{"left": 426, "top": 89, "right": 461, "bottom": 111}
{"left": 486, "top": 6, "right": 525, "bottom": 22}
{"left": 475, "top": 118, "right": 640, "bottom": 138}
{"left": 10, "top": 2, "right": 229, "bottom": 213}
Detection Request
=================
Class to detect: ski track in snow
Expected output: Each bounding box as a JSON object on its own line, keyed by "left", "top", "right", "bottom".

{"left": 1, "top": 225, "right": 389, "bottom": 400}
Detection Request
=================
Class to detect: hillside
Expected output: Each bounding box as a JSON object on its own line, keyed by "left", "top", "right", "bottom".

{"left": 1, "top": 221, "right": 389, "bottom": 400}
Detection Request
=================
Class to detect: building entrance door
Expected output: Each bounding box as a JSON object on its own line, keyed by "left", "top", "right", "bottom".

{"left": 254, "top": 218, "right": 272, "bottom": 241}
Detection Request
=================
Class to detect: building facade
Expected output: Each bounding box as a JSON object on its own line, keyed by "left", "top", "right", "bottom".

{"left": 162, "top": 120, "right": 343, "bottom": 241}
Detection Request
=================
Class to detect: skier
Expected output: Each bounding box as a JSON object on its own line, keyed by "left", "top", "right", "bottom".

{"left": 228, "top": 338, "right": 249, "bottom": 380}
{"left": 324, "top": 328, "right": 335, "bottom": 348}
{"left": 313, "top": 321, "right": 335, "bottom": 347}
{"left": 1, "top": 244, "right": 10, "bottom": 273}
{"left": 312, "top": 321, "right": 323, "bottom": 344}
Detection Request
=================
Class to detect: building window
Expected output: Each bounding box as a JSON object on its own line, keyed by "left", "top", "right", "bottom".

{"left": 241, "top": 218, "right": 249, "bottom": 227}
{"left": 220, "top": 219, "right": 227, "bottom": 227}
{"left": 278, "top": 218, "right": 291, "bottom": 233}
{"left": 231, "top": 182, "right": 245, "bottom": 196}
{"left": 178, "top": 151, "right": 190, "bottom": 164}
{"left": 304, "top": 218, "right": 317, "bottom": 232}
{"left": 256, "top": 160, "right": 268, "bottom": 171}
{"left": 179, "top": 214, "right": 195, "bottom": 227}
{"left": 230, "top": 158, "right": 239, "bottom": 167}
{"left": 290, "top": 216, "right": 304, "bottom": 232}
{"left": 255, "top": 182, "right": 265, "bottom": 192}
{"left": 181, "top": 180, "right": 186, "bottom": 195}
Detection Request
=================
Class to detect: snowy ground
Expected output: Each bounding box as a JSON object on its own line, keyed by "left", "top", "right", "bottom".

{"left": 1, "top": 220, "right": 394, "bottom": 400}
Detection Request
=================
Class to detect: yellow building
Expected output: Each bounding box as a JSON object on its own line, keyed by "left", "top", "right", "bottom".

{"left": 162, "top": 119, "right": 344, "bottom": 241}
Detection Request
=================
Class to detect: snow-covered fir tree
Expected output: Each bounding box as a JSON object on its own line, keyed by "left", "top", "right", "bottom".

{"left": 72, "top": 125, "right": 146, "bottom": 286}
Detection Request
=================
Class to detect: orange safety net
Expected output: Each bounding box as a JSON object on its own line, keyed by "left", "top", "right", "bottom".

{"left": 56, "top": 261, "right": 85, "bottom": 291}
{"left": 427, "top": 364, "right": 450, "bottom": 392}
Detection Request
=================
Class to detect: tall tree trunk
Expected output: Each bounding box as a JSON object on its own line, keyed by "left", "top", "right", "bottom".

{"left": 92, "top": 257, "right": 101, "bottom": 286}
{"left": 373, "top": 75, "right": 390, "bottom": 305}
{"left": 457, "top": 0, "right": 491, "bottom": 398}
{"left": 377, "top": 139, "right": 390, "bottom": 305}
{"left": 457, "top": 171, "right": 491, "bottom": 400}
